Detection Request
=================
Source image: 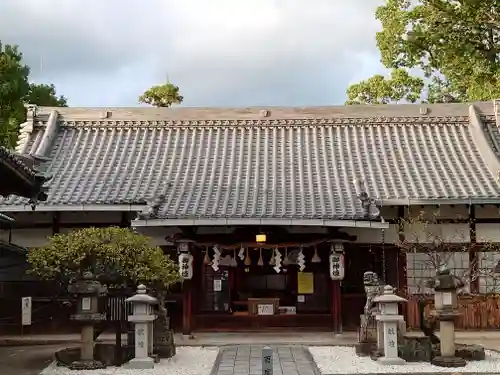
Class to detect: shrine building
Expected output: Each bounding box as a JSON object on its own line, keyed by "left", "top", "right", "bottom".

{"left": 1, "top": 101, "right": 500, "bottom": 333}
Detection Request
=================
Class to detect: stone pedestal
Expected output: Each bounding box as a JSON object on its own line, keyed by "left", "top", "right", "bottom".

{"left": 81, "top": 324, "right": 94, "bottom": 361}
{"left": 428, "top": 268, "right": 466, "bottom": 368}
{"left": 124, "top": 284, "right": 158, "bottom": 370}
{"left": 377, "top": 319, "right": 405, "bottom": 365}
{"left": 374, "top": 285, "right": 407, "bottom": 365}
{"left": 68, "top": 272, "right": 107, "bottom": 370}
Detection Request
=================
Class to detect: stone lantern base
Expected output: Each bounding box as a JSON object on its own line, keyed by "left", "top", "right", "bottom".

{"left": 68, "top": 360, "right": 106, "bottom": 370}
{"left": 378, "top": 356, "right": 406, "bottom": 365}
{"left": 431, "top": 355, "right": 467, "bottom": 367}
{"left": 124, "top": 357, "right": 155, "bottom": 369}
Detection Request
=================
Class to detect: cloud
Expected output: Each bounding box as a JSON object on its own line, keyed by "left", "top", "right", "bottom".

{"left": 0, "top": 0, "right": 385, "bottom": 106}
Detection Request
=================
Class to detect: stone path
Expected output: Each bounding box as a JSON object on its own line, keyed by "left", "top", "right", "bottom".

{"left": 0, "top": 344, "right": 65, "bottom": 375}
{"left": 212, "top": 345, "right": 320, "bottom": 375}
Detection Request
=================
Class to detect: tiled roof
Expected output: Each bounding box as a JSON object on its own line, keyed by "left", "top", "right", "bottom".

{"left": 2, "top": 102, "right": 500, "bottom": 220}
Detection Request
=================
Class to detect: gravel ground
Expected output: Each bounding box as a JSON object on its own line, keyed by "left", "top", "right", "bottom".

{"left": 40, "top": 347, "right": 219, "bottom": 375}
{"left": 309, "top": 346, "right": 500, "bottom": 374}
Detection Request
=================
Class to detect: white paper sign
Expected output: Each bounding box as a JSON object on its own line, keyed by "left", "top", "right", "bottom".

{"left": 21, "top": 297, "right": 32, "bottom": 326}
{"left": 257, "top": 304, "right": 274, "bottom": 315}
{"left": 442, "top": 292, "right": 452, "bottom": 306}
{"left": 297, "top": 295, "right": 305, "bottom": 303}
{"left": 82, "top": 297, "right": 91, "bottom": 311}
{"left": 213, "top": 279, "right": 222, "bottom": 292}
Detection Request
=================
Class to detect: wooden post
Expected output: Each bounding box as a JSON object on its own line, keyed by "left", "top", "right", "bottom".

{"left": 469, "top": 205, "right": 479, "bottom": 294}
{"left": 182, "top": 280, "right": 192, "bottom": 334}
{"left": 331, "top": 280, "right": 342, "bottom": 333}
{"left": 397, "top": 207, "right": 408, "bottom": 322}
{"left": 180, "top": 240, "right": 193, "bottom": 335}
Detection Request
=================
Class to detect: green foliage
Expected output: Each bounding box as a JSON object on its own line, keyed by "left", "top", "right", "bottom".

{"left": 27, "top": 227, "right": 180, "bottom": 289}
{"left": 346, "top": 68, "right": 424, "bottom": 105}
{"left": 346, "top": 0, "right": 500, "bottom": 104}
{"left": 0, "top": 42, "right": 30, "bottom": 148}
{"left": 0, "top": 40, "right": 68, "bottom": 148}
{"left": 26, "top": 83, "right": 67, "bottom": 107}
{"left": 139, "top": 82, "right": 183, "bottom": 107}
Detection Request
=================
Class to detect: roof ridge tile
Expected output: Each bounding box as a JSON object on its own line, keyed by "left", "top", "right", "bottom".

{"left": 43, "top": 115, "right": 477, "bottom": 129}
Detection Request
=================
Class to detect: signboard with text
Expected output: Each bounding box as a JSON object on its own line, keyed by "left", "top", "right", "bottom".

{"left": 21, "top": 297, "right": 32, "bottom": 326}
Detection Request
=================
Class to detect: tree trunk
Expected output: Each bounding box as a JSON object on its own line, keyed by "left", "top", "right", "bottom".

{"left": 153, "top": 291, "right": 176, "bottom": 358}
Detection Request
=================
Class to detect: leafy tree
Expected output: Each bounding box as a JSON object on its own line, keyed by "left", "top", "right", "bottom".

{"left": 139, "top": 82, "right": 183, "bottom": 107}
{"left": 0, "top": 40, "right": 68, "bottom": 148}
{"left": 26, "top": 83, "right": 67, "bottom": 107}
{"left": 27, "top": 226, "right": 178, "bottom": 285}
{"left": 27, "top": 226, "right": 181, "bottom": 358}
{"left": 346, "top": 68, "right": 424, "bottom": 105}
{"left": 0, "top": 42, "right": 30, "bottom": 148}
{"left": 346, "top": 0, "right": 500, "bottom": 104}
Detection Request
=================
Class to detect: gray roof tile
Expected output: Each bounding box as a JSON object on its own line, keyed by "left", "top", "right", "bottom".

{"left": 2, "top": 102, "right": 500, "bottom": 220}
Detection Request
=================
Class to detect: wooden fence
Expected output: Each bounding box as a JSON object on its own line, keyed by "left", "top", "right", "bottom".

{"left": 406, "top": 294, "right": 500, "bottom": 330}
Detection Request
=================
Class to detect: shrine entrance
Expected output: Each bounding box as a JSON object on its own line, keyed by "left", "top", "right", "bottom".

{"left": 195, "top": 243, "right": 334, "bottom": 331}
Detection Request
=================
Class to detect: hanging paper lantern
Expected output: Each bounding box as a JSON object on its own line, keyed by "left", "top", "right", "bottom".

{"left": 329, "top": 251, "right": 345, "bottom": 280}
{"left": 311, "top": 246, "right": 321, "bottom": 263}
{"left": 329, "top": 243, "right": 345, "bottom": 280}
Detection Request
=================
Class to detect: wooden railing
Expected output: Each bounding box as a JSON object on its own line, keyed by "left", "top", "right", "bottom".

{"left": 406, "top": 294, "right": 500, "bottom": 330}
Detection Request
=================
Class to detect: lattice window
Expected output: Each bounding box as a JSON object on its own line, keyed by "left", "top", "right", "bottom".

{"left": 201, "top": 267, "right": 230, "bottom": 312}
{"left": 406, "top": 251, "right": 470, "bottom": 294}
{"left": 478, "top": 251, "right": 500, "bottom": 294}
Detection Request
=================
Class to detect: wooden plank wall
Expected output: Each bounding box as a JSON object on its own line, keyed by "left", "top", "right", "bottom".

{"left": 406, "top": 294, "right": 500, "bottom": 330}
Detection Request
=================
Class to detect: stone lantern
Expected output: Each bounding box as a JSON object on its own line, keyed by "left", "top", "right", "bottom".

{"left": 125, "top": 284, "right": 158, "bottom": 369}
{"left": 428, "top": 267, "right": 466, "bottom": 367}
{"left": 374, "top": 285, "right": 407, "bottom": 365}
{"left": 68, "top": 271, "right": 107, "bottom": 369}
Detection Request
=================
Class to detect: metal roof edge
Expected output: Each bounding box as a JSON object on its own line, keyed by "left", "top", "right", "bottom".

{"left": 381, "top": 198, "right": 500, "bottom": 206}
{"left": 131, "top": 217, "right": 390, "bottom": 229}
{"left": 0, "top": 204, "right": 146, "bottom": 212}
{"left": 2, "top": 199, "right": 500, "bottom": 213}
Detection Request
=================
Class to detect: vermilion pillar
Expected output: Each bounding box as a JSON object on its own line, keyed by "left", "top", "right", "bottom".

{"left": 331, "top": 280, "right": 342, "bottom": 333}
{"left": 180, "top": 240, "right": 193, "bottom": 335}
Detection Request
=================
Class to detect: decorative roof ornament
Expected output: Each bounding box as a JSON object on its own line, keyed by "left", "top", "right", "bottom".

{"left": 0, "top": 147, "right": 51, "bottom": 207}
{"left": 353, "top": 178, "right": 382, "bottom": 220}
{"left": 136, "top": 194, "right": 166, "bottom": 220}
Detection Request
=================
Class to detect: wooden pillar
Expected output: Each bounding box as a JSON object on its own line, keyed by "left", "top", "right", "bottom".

{"left": 469, "top": 205, "right": 479, "bottom": 294}
{"left": 52, "top": 212, "right": 60, "bottom": 235}
{"left": 180, "top": 241, "right": 193, "bottom": 335}
{"left": 119, "top": 212, "right": 129, "bottom": 228}
{"left": 330, "top": 243, "right": 344, "bottom": 334}
{"left": 331, "top": 279, "right": 342, "bottom": 333}
{"left": 396, "top": 207, "right": 408, "bottom": 321}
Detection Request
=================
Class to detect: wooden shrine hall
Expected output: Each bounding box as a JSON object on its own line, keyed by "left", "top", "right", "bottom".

{"left": 3, "top": 102, "right": 500, "bottom": 333}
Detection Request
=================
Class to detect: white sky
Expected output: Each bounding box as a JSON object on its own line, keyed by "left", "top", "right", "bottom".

{"left": 0, "top": 0, "right": 387, "bottom": 107}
